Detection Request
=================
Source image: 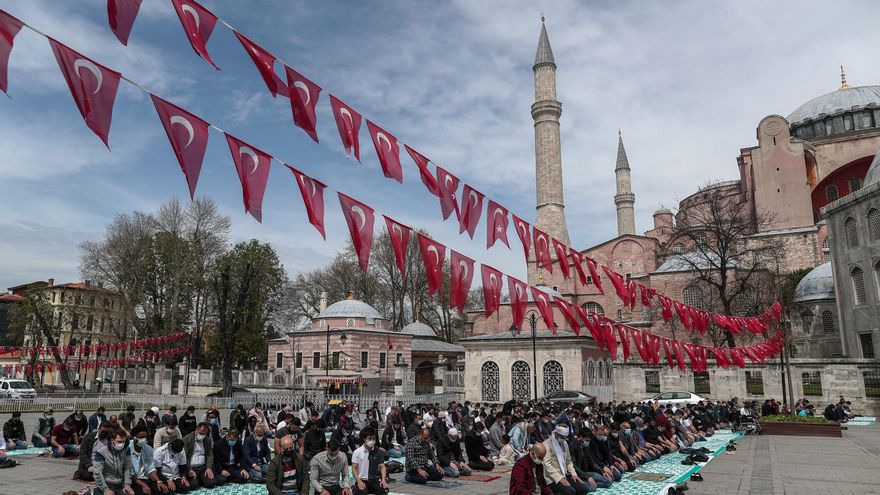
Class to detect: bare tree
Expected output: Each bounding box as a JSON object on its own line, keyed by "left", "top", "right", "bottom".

{"left": 9, "top": 286, "right": 76, "bottom": 388}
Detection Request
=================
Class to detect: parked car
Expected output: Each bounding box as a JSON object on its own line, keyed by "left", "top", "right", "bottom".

{"left": 540, "top": 390, "right": 596, "bottom": 405}
{"left": 0, "top": 379, "right": 37, "bottom": 400}
{"left": 642, "top": 391, "right": 707, "bottom": 406}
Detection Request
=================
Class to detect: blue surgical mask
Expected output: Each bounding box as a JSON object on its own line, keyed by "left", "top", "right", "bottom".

{"left": 228, "top": 440, "right": 236, "bottom": 447}
{"left": 596, "top": 435, "right": 607, "bottom": 441}
{"left": 623, "top": 429, "right": 632, "bottom": 435}
{"left": 581, "top": 440, "right": 591, "bottom": 448}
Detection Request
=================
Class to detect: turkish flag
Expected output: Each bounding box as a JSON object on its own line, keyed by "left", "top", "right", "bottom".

{"left": 627, "top": 278, "right": 638, "bottom": 310}
{"left": 710, "top": 347, "right": 729, "bottom": 367}
{"left": 435, "top": 166, "right": 460, "bottom": 221}
{"left": 662, "top": 339, "right": 675, "bottom": 369}
{"left": 673, "top": 301, "right": 691, "bottom": 330}
{"left": 584, "top": 256, "right": 604, "bottom": 294}
{"left": 367, "top": 120, "right": 402, "bottom": 183}
{"left": 384, "top": 215, "right": 411, "bottom": 279}
{"left": 601, "top": 320, "right": 617, "bottom": 360}
{"left": 108, "top": 0, "right": 142, "bottom": 45}
{"left": 330, "top": 95, "right": 362, "bottom": 161}
{"left": 418, "top": 234, "right": 446, "bottom": 296}
{"left": 171, "top": 0, "right": 219, "bottom": 69}
{"left": 532, "top": 227, "right": 553, "bottom": 273}
{"left": 49, "top": 39, "right": 121, "bottom": 147}
{"left": 554, "top": 297, "right": 580, "bottom": 336}
{"left": 631, "top": 328, "right": 646, "bottom": 361}
{"left": 0, "top": 10, "right": 22, "bottom": 95}
{"left": 285, "top": 65, "right": 321, "bottom": 142}
{"left": 729, "top": 348, "right": 746, "bottom": 368}
{"left": 673, "top": 341, "right": 686, "bottom": 371}
{"left": 512, "top": 215, "right": 532, "bottom": 261}
{"left": 681, "top": 343, "right": 698, "bottom": 371}
{"left": 450, "top": 251, "right": 475, "bottom": 314}
{"left": 338, "top": 193, "right": 375, "bottom": 272}
{"left": 485, "top": 201, "right": 510, "bottom": 249}
{"left": 225, "top": 133, "right": 272, "bottom": 222}
{"left": 508, "top": 276, "right": 528, "bottom": 331}
{"left": 530, "top": 287, "right": 556, "bottom": 334}
{"left": 286, "top": 165, "right": 326, "bottom": 239}
{"left": 617, "top": 325, "right": 630, "bottom": 362}
{"left": 458, "top": 184, "right": 484, "bottom": 239}
{"left": 601, "top": 266, "right": 629, "bottom": 306}
{"left": 552, "top": 238, "right": 570, "bottom": 279}
{"left": 404, "top": 145, "right": 439, "bottom": 197}
{"left": 481, "top": 264, "right": 503, "bottom": 318}
{"left": 657, "top": 295, "right": 673, "bottom": 321}
{"left": 151, "top": 94, "right": 210, "bottom": 200}
{"left": 576, "top": 305, "right": 602, "bottom": 347}
{"left": 568, "top": 249, "right": 586, "bottom": 285}
{"left": 387, "top": 336, "right": 394, "bottom": 350}
{"left": 639, "top": 284, "right": 653, "bottom": 308}
{"left": 234, "top": 31, "right": 287, "bottom": 98}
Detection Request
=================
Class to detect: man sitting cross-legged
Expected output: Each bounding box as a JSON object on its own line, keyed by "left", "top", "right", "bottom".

{"left": 128, "top": 426, "right": 164, "bottom": 495}
{"left": 183, "top": 422, "right": 225, "bottom": 489}
{"left": 435, "top": 427, "right": 471, "bottom": 478}
{"left": 51, "top": 419, "right": 80, "bottom": 458}
{"left": 244, "top": 424, "right": 272, "bottom": 482}
{"left": 213, "top": 428, "right": 250, "bottom": 484}
{"left": 404, "top": 427, "right": 444, "bottom": 484}
{"left": 267, "top": 436, "right": 309, "bottom": 495}
{"left": 351, "top": 428, "right": 388, "bottom": 495}
{"left": 91, "top": 428, "right": 133, "bottom": 495}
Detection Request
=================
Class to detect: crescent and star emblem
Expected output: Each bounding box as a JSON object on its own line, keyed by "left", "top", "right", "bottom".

{"left": 293, "top": 81, "right": 311, "bottom": 105}
{"left": 351, "top": 205, "right": 367, "bottom": 231}
{"left": 298, "top": 175, "right": 318, "bottom": 198}
{"left": 458, "top": 260, "right": 468, "bottom": 281}
{"left": 427, "top": 245, "right": 440, "bottom": 266}
{"left": 518, "top": 223, "right": 528, "bottom": 239}
{"left": 537, "top": 235, "right": 548, "bottom": 252}
{"left": 391, "top": 223, "right": 404, "bottom": 241}
{"left": 489, "top": 273, "right": 498, "bottom": 290}
{"left": 169, "top": 116, "right": 194, "bottom": 148}
{"left": 239, "top": 146, "right": 260, "bottom": 175}
{"left": 181, "top": 4, "right": 200, "bottom": 30}
{"left": 73, "top": 59, "right": 102, "bottom": 94}
{"left": 339, "top": 107, "right": 353, "bottom": 129}
{"left": 468, "top": 190, "right": 479, "bottom": 208}
{"left": 515, "top": 284, "right": 524, "bottom": 299}
{"left": 444, "top": 176, "right": 454, "bottom": 192}
{"left": 376, "top": 132, "right": 392, "bottom": 153}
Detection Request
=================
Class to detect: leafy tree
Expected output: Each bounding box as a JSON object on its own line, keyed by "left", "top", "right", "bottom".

{"left": 8, "top": 286, "right": 75, "bottom": 388}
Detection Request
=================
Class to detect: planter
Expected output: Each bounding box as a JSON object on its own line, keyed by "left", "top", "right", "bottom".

{"left": 760, "top": 421, "right": 841, "bottom": 437}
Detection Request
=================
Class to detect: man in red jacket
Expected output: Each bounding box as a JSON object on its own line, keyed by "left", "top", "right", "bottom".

{"left": 510, "top": 443, "right": 551, "bottom": 495}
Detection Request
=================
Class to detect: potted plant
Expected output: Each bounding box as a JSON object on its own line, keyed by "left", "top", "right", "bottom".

{"left": 759, "top": 414, "right": 842, "bottom": 437}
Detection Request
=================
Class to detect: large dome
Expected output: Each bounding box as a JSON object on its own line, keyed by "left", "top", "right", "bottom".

{"left": 401, "top": 321, "right": 438, "bottom": 337}
{"left": 317, "top": 299, "right": 384, "bottom": 320}
{"left": 793, "top": 262, "right": 835, "bottom": 303}
{"left": 787, "top": 85, "right": 880, "bottom": 125}
{"left": 865, "top": 148, "right": 880, "bottom": 186}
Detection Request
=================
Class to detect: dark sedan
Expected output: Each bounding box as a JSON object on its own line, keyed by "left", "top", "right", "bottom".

{"left": 540, "top": 390, "right": 596, "bottom": 405}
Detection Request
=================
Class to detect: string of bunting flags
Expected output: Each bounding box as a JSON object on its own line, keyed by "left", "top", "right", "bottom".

{"left": 0, "top": 9, "right": 786, "bottom": 372}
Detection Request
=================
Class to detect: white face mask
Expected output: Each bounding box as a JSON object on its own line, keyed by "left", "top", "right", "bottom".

{"left": 196, "top": 434, "right": 206, "bottom": 441}
{"left": 114, "top": 442, "right": 126, "bottom": 451}
{"left": 366, "top": 440, "right": 376, "bottom": 449}
{"left": 255, "top": 435, "right": 264, "bottom": 441}
{"left": 532, "top": 454, "right": 543, "bottom": 465}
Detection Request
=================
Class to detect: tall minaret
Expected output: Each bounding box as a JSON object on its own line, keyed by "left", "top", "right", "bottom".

{"left": 614, "top": 131, "right": 636, "bottom": 236}
{"left": 532, "top": 17, "right": 570, "bottom": 246}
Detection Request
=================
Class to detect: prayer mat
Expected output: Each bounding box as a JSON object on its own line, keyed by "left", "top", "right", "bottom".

{"left": 455, "top": 473, "right": 502, "bottom": 482}
{"left": 627, "top": 472, "right": 670, "bottom": 482}
{"left": 188, "top": 485, "right": 269, "bottom": 495}
{"left": 490, "top": 464, "right": 513, "bottom": 473}
{"left": 848, "top": 417, "right": 876, "bottom": 426}
{"left": 401, "top": 479, "right": 464, "bottom": 489}
{"left": 5, "top": 447, "right": 49, "bottom": 457}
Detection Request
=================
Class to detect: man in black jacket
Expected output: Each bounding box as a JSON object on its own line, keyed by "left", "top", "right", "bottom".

{"left": 179, "top": 406, "right": 198, "bottom": 438}
{"left": 463, "top": 423, "right": 494, "bottom": 471}
{"left": 65, "top": 409, "right": 88, "bottom": 438}
{"left": 381, "top": 420, "right": 406, "bottom": 459}
{"left": 330, "top": 423, "right": 358, "bottom": 464}
{"left": 303, "top": 419, "right": 326, "bottom": 473}
{"left": 75, "top": 420, "right": 111, "bottom": 481}
{"left": 588, "top": 425, "right": 623, "bottom": 482}
{"left": 570, "top": 429, "right": 610, "bottom": 489}
{"left": 213, "top": 429, "right": 250, "bottom": 484}
{"left": 3, "top": 412, "right": 27, "bottom": 450}
{"left": 434, "top": 428, "right": 471, "bottom": 478}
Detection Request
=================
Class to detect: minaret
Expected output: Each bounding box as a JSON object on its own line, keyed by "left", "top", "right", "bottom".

{"left": 532, "top": 17, "right": 570, "bottom": 246}
{"left": 614, "top": 131, "right": 636, "bottom": 236}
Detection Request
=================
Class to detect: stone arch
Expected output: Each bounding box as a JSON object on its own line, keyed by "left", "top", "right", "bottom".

{"left": 543, "top": 360, "right": 564, "bottom": 395}
{"left": 480, "top": 361, "right": 500, "bottom": 402}
{"left": 511, "top": 360, "right": 532, "bottom": 402}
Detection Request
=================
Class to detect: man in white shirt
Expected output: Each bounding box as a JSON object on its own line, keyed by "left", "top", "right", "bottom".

{"left": 351, "top": 429, "right": 388, "bottom": 495}
{"left": 153, "top": 438, "right": 191, "bottom": 493}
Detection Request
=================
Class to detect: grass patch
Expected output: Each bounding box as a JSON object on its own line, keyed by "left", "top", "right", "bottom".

{"left": 761, "top": 414, "right": 833, "bottom": 424}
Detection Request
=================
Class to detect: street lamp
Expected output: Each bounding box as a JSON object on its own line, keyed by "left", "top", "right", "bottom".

{"left": 325, "top": 327, "right": 347, "bottom": 376}
{"left": 511, "top": 312, "right": 553, "bottom": 402}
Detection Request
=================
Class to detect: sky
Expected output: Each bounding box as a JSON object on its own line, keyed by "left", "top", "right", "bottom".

{"left": 1, "top": 0, "right": 879, "bottom": 287}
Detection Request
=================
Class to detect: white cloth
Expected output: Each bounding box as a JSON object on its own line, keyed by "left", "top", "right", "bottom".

{"left": 351, "top": 446, "right": 371, "bottom": 480}
{"left": 153, "top": 444, "right": 185, "bottom": 480}
{"left": 191, "top": 440, "right": 205, "bottom": 468}
{"left": 551, "top": 437, "right": 567, "bottom": 476}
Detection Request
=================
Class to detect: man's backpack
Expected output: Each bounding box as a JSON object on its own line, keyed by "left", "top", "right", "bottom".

{"left": 386, "top": 461, "right": 404, "bottom": 474}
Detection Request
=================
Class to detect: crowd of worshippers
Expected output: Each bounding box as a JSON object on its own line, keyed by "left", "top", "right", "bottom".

{"left": 1, "top": 398, "right": 752, "bottom": 495}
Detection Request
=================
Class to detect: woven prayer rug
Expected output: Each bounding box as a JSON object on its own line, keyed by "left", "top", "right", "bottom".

{"left": 5, "top": 447, "right": 49, "bottom": 457}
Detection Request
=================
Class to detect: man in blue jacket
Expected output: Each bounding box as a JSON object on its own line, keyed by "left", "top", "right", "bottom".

{"left": 130, "top": 426, "right": 164, "bottom": 495}
{"left": 244, "top": 424, "right": 272, "bottom": 482}
{"left": 88, "top": 406, "right": 107, "bottom": 435}
{"left": 213, "top": 429, "right": 251, "bottom": 484}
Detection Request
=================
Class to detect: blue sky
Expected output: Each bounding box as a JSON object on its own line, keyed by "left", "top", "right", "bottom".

{"left": 2, "top": 0, "right": 879, "bottom": 286}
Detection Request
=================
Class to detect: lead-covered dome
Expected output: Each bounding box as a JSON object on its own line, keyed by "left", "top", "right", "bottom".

{"left": 787, "top": 86, "right": 880, "bottom": 125}
{"left": 793, "top": 262, "right": 835, "bottom": 303}
{"left": 317, "top": 299, "right": 383, "bottom": 319}
{"left": 401, "top": 321, "right": 437, "bottom": 337}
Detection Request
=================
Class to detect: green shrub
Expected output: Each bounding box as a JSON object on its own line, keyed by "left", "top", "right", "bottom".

{"left": 761, "top": 414, "right": 833, "bottom": 424}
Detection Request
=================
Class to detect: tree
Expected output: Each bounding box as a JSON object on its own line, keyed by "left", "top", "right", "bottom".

{"left": 668, "top": 191, "right": 783, "bottom": 347}
{"left": 8, "top": 286, "right": 75, "bottom": 388}
{"left": 209, "top": 240, "right": 285, "bottom": 396}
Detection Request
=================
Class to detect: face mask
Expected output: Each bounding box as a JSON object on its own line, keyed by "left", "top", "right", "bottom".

{"left": 114, "top": 442, "right": 126, "bottom": 451}
{"left": 343, "top": 432, "right": 349, "bottom": 437}
{"left": 137, "top": 438, "right": 146, "bottom": 446}
{"left": 63, "top": 426, "right": 71, "bottom": 431}
{"left": 610, "top": 432, "right": 618, "bottom": 438}
{"left": 328, "top": 452, "right": 338, "bottom": 460}
{"left": 228, "top": 440, "right": 236, "bottom": 447}
{"left": 167, "top": 426, "right": 176, "bottom": 431}
{"left": 366, "top": 440, "right": 375, "bottom": 449}
{"left": 283, "top": 449, "right": 295, "bottom": 459}
{"left": 501, "top": 420, "right": 506, "bottom": 425}
{"left": 623, "top": 429, "right": 632, "bottom": 435}
{"left": 208, "top": 419, "right": 217, "bottom": 425}
{"left": 582, "top": 441, "right": 591, "bottom": 448}
{"left": 255, "top": 435, "right": 264, "bottom": 441}
{"left": 45, "top": 413, "right": 53, "bottom": 418}
{"left": 196, "top": 434, "right": 206, "bottom": 441}
{"left": 596, "top": 435, "right": 607, "bottom": 441}
{"left": 555, "top": 436, "right": 566, "bottom": 446}
{"left": 531, "top": 455, "right": 543, "bottom": 465}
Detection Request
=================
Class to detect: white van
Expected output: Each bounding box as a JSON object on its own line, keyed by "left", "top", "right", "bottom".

{"left": 0, "top": 379, "right": 37, "bottom": 399}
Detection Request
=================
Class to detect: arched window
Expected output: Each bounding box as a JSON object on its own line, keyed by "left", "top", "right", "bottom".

{"left": 543, "top": 360, "right": 564, "bottom": 395}
{"left": 586, "top": 360, "right": 596, "bottom": 382}
{"left": 852, "top": 266, "right": 867, "bottom": 304}
{"left": 827, "top": 185, "right": 838, "bottom": 202}
{"left": 480, "top": 361, "right": 500, "bottom": 402}
{"left": 868, "top": 209, "right": 880, "bottom": 241}
{"left": 845, "top": 218, "right": 859, "bottom": 248}
{"left": 694, "top": 233, "right": 708, "bottom": 248}
{"left": 822, "top": 238, "right": 830, "bottom": 252}
{"left": 683, "top": 285, "right": 703, "bottom": 308}
{"left": 583, "top": 302, "right": 604, "bottom": 315}
{"left": 511, "top": 361, "right": 532, "bottom": 402}
{"left": 821, "top": 311, "right": 835, "bottom": 334}
{"left": 672, "top": 243, "right": 685, "bottom": 254}
{"left": 800, "top": 311, "right": 813, "bottom": 334}
{"left": 273, "top": 374, "right": 286, "bottom": 386}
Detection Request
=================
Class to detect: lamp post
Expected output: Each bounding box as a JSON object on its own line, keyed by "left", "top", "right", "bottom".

{"left": 511, "top": 312, "right": 549, "bottom": 402}
{"left": 325, "top": 327, "right": 347, "bottom": 376}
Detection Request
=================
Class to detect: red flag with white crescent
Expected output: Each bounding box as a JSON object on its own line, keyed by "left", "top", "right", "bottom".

{"left": 601, "top": 266, "right": 629, "bottom": 306}
{"left": 384, "top": 216, "right": 411, "bottom": 279}
{"left": 284, "top": 65, "right": 321, "bottom": 143}
{"left": 601, "top": 320, "right": 617, "bottom": 360}
{"left": 435, "top": 165, "right": 460, "bottom": 221}
{"left": 481, "top": 264, "right": 503, "bottom": 318}
{"left": 286, "top": 165, "right": 326, "bottom": 239}
{"left": 338, "top": 193, "right": 375, "bottom": 272}
{"left": 532, "top": 227, "right": 553, "bottom": 273}
{"left": 569, "top": 249, "right": 588, "bottom": 286}
{"left": 657, "top": 294, "right": 673, "bottom": 321}
{"left": 486, "top": 201, "right": 510, "bottom": 249}
{"left": 49, "top": 39, "right": 121, "bottom": 147}
{"left": 673, "top": 340, "right": 686, "bottom": 371}
{"left": 171, "top": 0, "right": 219, "bottom": 69}
{"left": 458, "top": 184, "right": 484, "bottom": 239}
{"left": 234, "top": 31, "right": 287, "bottom": 98}
{"left": 367, "top": 120, "right": 403, "bottom": 183}
{"left": 584, "top": 256, "right": 604, "bottom": 294}
{"left": 673, "top": 301, "right": 691, "bottom": 329}
{"left": 225, "top": 133, "right": 272, "bottom": 222}
{"left": 151, "top": 95, "right": 210, "bottom": 200}
{"left": 404, "top": 145, "right": 440, "bottom": 197}
{"left": 450, "top": 251, "right": 475, "bottom": 314}
{"left": 575, "top": 305, "right": 602, "bottom": 347}
{"left": 330, "top": 95, "right": 362, "bottom": 161}
{"left": 552, "top": 238, "right": 570, "bottom": 279}
{"left": 662, "top": 338, "right": 675, "bottom": 369}
{"left": 387, "top": 336, "right": 394, "bottom": 350}
{"left": 631, "top": 327, "right": 646, "bottom": 361}
{"left": 108, "top": 0, "right": 142, "bottom": 45}
{"left": 512, "top": 215, "right": 531, "bottom": 261}
{"left": 0, "top": 10, "right": 22, "bottom": 95}
{"left": 530, "top": 287, "right": 556, "bottom": 335}
{"left": 507, "top": 276, "right": 528, "bottom": 331}
{"left": 418, "top": 234, "right": 446, "bottom": 297}
{"left": 554, "top": 297, "right": 580, "bottom": 336}
{"left": 618, "top": 325, "right": 631, "bottom": 362}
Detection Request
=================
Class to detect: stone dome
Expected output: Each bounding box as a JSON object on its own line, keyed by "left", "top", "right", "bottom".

{"left": 787, "top": 85, "right": 880, "bottom": 125}
{"left": 401, "top": 321, "right": 438, "bottom": 338}
{"left": 865, "top": 148, "right": 880, "bottom": 186}
{"left": 317, "top": 298, "right": 384, "bottom": 320}
{"left": 793, "top": 262, "right": 835, "bottom": 303}
{"left": 654, "top": 207, "right": 672, "bottom": 215}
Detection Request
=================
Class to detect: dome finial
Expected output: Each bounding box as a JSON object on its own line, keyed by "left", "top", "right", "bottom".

{"left": 537, "top": 273, "right": 546, "bottom": 286}
{"left": 840, "top": 65, "right": 850, "bottom": 90}
{"left": 541, "top": 11, "right": 545, "bottom": 23}
{"left": 347, "top": 291, "right": 354, "bottom": 300}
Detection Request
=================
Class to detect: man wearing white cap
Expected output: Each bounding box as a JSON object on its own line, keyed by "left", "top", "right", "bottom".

{"left": 435, "top": 428, "right": 471, "bottom": 478}
{"left": 541, "top": 425, "right": 588, "bottom": 495}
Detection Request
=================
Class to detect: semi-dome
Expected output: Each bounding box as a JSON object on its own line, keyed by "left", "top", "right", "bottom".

{"left": 787, "top": 85, "right": 880, "bottom": 125}
{"left": 793, "top": 262, "right": 835, "bottom": 303}
{"left": 401, "top": 321, "right": 437, "bottom": 337}
{"left": 865, "top": 149, "right": 880, "bottom": 186}
{"left": 317, "top": 298, "right": 384, "bottom": 320}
